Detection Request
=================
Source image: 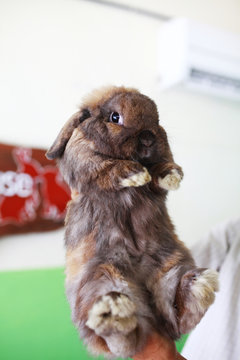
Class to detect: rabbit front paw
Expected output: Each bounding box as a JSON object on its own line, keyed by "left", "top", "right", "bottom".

{"left": 120, "top": 167, "right": 151, "bottom": 188}
{"left": 158, "top": 169, "right": 183, "bottom": 190}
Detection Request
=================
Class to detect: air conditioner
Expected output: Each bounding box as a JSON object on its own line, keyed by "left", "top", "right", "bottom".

{"left": 157, "top": 18, "right": 240, "bottom": 100}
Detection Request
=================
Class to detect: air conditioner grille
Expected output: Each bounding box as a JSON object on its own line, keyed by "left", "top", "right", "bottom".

{"left": 189, "top": 68, "right": 240, "bottom": 93}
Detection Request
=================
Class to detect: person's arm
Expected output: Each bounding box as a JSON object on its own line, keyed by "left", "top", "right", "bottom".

{"left": 133, "top": 333, "right": 187, "bottom": 360}
{"left": 190, "top": 219, "right": 240, "bottom": 270}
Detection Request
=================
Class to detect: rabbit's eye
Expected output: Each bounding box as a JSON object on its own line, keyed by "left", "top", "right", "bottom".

{"left": 109, "top": 112, "right": 123, "bottom": 125}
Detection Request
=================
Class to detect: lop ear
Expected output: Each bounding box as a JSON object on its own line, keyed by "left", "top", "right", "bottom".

{"left": 46, "top": 109, "right": 91, "bottom": 160}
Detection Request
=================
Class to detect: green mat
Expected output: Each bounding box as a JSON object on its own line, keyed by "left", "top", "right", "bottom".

{"left": 0, "top": 268, "right": 187, "bottom": 360}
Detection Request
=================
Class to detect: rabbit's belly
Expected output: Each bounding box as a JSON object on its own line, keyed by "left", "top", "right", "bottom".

{"left": 66, "top": 190, "right": 172, "bottom": 268}
{"left": 91, "top": 196, "right": 166, "bottom": 264}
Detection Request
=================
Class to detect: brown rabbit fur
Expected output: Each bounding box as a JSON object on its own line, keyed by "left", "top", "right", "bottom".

{"left": 47, "top": 86, "right": 219, "bottom": 359}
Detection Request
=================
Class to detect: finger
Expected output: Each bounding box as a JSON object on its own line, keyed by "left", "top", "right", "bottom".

{"left": 133, "top": 332, "right": 177, "bottom": 360}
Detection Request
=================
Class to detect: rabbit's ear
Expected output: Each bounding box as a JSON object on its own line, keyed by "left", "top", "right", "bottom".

{"left": 46, "top": 109, "right": 91, "bottom": 160}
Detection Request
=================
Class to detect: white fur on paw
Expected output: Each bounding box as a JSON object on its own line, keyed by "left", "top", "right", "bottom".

{"left": 179, "top": 269, "right": 219, "bottom": 333}
{"left": 191, "top": 269, "right": 219, "bottom": 312}
{"left": 158, "top": 169, "right": 182, "bottom": 190}
{"left": 86, "top": 294, "right": 137, "bottom": 336}
{"left": 120, "top": 167, "right": 151, "bottom": 188}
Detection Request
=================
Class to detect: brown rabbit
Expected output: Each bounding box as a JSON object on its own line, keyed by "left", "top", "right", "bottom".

{"left": 46, "top": 86, "right": 218, "bottom": 359}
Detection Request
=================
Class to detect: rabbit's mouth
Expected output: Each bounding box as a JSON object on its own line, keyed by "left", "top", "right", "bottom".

{"left": 137, "top": 147, "right": 153, "bottom": 160}
{"left": 134, "top": 130, "right": 158, "bottom": 165}
{"left": 134, "top": 145, "right": 159, "bottom": 167}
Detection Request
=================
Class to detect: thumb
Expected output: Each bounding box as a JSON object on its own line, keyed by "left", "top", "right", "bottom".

{"left": 133, "top": 333, "right": 183, "bottom": 360}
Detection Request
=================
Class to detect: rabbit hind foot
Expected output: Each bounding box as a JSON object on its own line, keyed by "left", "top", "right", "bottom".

{"left": 87, "top": 292, "right": 138, "bottom": 357}
{"left": 177, "top": 268, "right": 219, "bottom": 334}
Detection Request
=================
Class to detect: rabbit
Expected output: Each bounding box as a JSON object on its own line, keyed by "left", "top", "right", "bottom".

{"left": 46, "top": 86, "right": 219, "bottom": 359}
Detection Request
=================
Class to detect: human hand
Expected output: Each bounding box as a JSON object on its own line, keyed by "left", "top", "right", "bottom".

{"left": 133, "top": 332, "right": 187, "bottom": 360}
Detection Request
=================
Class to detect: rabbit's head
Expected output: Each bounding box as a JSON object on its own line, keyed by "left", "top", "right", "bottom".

{"left": 46, "top": 86, "right": 169, "bottom": 167}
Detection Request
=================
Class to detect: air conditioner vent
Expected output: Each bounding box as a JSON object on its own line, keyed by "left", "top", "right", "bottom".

{"left": 158, "top": 19, "right": 240, "bottom": 100}
{"left": 189, "top": 68, "right": 240, "bottom": 93}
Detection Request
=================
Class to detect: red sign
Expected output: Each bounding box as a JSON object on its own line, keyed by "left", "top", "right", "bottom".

{"left": 0, "top": 144, "right": 71, "bottom": 236}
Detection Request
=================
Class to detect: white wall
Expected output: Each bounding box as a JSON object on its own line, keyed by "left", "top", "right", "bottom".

{"left": 0, "top": 0, "right": 240, "bottom": 270}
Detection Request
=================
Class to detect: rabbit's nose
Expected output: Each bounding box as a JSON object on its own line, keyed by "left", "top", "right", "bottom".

{"left": 138, "top": 130, "right": 156, "bottom": 147}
